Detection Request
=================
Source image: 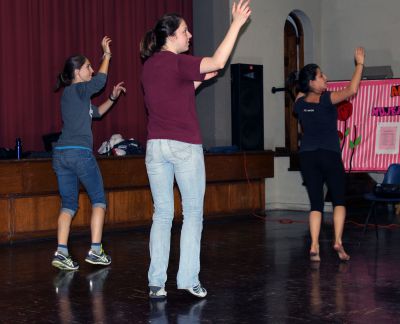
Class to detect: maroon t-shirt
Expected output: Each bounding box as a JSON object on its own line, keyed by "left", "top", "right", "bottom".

{"left": 141, "top": 51, "right": 205, "bottom": 144}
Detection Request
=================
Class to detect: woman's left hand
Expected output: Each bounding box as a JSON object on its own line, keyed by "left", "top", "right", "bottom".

{"left": 111, "top": 81, "right": 126, "bottom": 99}
{"left": 354, "top": 47, "right": 365, "bottom": 65}
{"left": 231, "top": 0, "right": 251, "bottom": 28}
{"left": 101, "top": 36, "right": 112, "bottom": 55}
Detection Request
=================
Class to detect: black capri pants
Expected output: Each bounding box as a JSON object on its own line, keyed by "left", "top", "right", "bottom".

{"left": 299, "top": 149, "right": 346, "bottom": 212}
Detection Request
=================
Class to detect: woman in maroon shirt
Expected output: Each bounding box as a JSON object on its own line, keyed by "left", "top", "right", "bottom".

{"left": 140, "top": 1, "right": 251, "bottom": 299}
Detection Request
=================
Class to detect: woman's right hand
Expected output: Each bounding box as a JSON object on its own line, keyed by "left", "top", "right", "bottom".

{"left": 231, "top": 0, "right": 251, "bottom": 28}
{"left": 101, "top": 36, "right": 112, "bottom": 56}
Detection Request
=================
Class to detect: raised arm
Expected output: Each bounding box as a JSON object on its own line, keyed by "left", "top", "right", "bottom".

{"left": 96, "top": 36, "right": 126, "bottom": 116}
{"left": 200, "top": 0, "right": 251, "bottom": 74}
{"left": 330, "top": 47, "right": 365, "bottom": 105}
{"left": 98, "top": 36, "right": 112, "bottom": 75}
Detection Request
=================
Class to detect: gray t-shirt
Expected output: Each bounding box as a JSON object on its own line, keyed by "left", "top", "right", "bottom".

{"left": 55, "top": 73, "right": 107, "bottom": 150}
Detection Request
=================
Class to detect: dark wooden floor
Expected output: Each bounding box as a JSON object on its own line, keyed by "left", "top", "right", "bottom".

{"left": 1, "top": 209, "right": 400, "bottom": 323}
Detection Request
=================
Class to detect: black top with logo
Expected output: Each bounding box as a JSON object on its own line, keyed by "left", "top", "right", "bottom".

{"left": 294, "top": 91, "right": 340, "bottom": 153}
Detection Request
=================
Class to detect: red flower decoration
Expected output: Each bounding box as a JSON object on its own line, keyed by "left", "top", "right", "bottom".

{"left": 338, "top": 130, "right": 343, "bottom": 140}
{"left": 337, "top": 100, "right": 353, "bottom": 121}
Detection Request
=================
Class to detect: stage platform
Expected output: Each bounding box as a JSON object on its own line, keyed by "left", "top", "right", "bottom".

{"left": 0, "top": 151, "right": 274, "bottom": 243}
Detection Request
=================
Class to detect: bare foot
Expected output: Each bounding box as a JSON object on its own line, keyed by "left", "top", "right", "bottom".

{"left": 333, "top": 244, "right": 350, "bottom": 261}
{"left": 310, "top": 251, "right": 321, "bottom": 262}
{"left": 310, "top": 245, "right": 320, "bottom": 262}
{"left": 395, "top": 203, "right": 400, "bottom": 216}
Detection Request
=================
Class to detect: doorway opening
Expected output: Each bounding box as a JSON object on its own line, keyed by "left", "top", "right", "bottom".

{"left": 284, "top": 13, "right": 303, "bottom": 154}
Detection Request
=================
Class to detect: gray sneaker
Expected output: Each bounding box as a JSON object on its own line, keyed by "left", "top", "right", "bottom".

{"left": 85, "top": 247, "right": 111, "bottom": 266}
{"left": 149, "top": 286, "right": 167, "bottom": 299}
{"left": 51, "top": 251, "right": 79, "bottom": 271}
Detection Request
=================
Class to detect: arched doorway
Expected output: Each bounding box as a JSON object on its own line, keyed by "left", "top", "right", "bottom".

{"left": 284, "top": 13, "right": 304, "bottom": 158}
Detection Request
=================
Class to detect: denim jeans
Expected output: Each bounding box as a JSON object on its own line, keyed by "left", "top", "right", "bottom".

{"left": 145, "top": 139, "right": 205, "bottom": 289}
{"left": 52, "top": 148, "right": 106, "bottom": 216}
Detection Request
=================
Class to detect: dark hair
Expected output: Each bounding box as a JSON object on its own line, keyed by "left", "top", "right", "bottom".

{"left": 297, "top": 63, "right": 319, "bottom": 93}
{"left": 140, "top": 13, "right": 183, "bottom": 60}
{"left": 54, "top": 55, "right": 87, "bottom": 91}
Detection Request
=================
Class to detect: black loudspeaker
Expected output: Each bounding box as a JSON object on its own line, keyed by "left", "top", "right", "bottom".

{"left": 231, "top": 63, "right": 264, "bottom": 151}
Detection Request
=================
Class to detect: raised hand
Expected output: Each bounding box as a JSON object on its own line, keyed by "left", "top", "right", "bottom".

{"left": 111, "top": 81, "right": 126, "bottom": 99}
{"left": 101, "top": 36, "right": 112, "bottom": 55}
{"left": 231, "top": 0, "right": 251, "bottom": 28}
{"left": 354, "top": 47, "right": 365, "bottom": 65}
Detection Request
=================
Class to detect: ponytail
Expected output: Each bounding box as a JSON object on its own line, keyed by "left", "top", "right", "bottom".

{"left": 297, "top": 63, "right": 319, "bottom": 94}
{"left": 54, "top": 72, "right": 69, "bottom": 92}
{"left": 54, "top": 55, "right": 86, "bottom": 92}
{"left": 140, "top": 13, "right": 182, "bottom": 60}
{"left": 140, "top": 29, "right": 157, "bottom": 60}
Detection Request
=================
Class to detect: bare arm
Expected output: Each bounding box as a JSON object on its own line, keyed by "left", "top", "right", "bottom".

{"left": 98, "top": 36, "right": 112, "bottom": 75}
{"left": 97, "top": 37, "right": 126, "bottom": 116}
{"left": 330, "top": 47, "right": 365, "bottom": 105}
{"left": 98, "top": 82, "right": 126, "bottom": 116}
{"left": 200, "top": 0, "right": 251, "bottom": 74}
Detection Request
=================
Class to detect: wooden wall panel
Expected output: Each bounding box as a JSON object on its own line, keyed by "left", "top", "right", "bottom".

{"left": 12, "top": 194, "right": 94, "bottom": 234}
{"left": 0, "top": 199, "right": 10, "bottom": 240}
{"left": 204, "top": 184, "right": 232, "bottom": 215}
{"left": 13, "top": 196, "right": 59, "bottom": 233}
{"left": 106, "top": 189, "right": 154, "bottom": 224}
{"left": 0, "top": 152, "right": 274, "bottom": 243}
{"left": 0, "top": 164, "right": 24, "bottom": 195}
{"left": 228, "top": 182, "right": 262, "bottom": 211}
{"left": 2, "top": 181, "right": 266, "bottom": 242}
{"left": 204, "top": 181, "right": 264, "bottom": 216}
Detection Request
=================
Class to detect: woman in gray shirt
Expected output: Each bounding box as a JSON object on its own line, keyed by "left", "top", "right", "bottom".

{"left": 51, "top": 36, "right": 126, "bottom": 271}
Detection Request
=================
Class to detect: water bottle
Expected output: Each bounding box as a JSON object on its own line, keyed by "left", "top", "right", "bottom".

{"left": 15, "top": 138, "right": 22, "bottom": 160}
{"left": 107, "top": 141, "right": 112, "bottom": 156}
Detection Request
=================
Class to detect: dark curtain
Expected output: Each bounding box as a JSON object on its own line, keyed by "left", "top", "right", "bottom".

{"left": 0, "top": 0, "right": 193, "bottom": 152}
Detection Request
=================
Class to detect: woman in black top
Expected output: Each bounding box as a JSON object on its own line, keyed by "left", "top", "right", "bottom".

{"left": 294, "top": 47, "right": 365, "bottom": 262}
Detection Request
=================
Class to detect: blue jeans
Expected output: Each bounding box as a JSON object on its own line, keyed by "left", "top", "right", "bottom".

{"left": 52, "top": 148, "right": 106, "bottom": 216}
{"left": 145, "top": 139, "right": 205, "bottom": 289}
